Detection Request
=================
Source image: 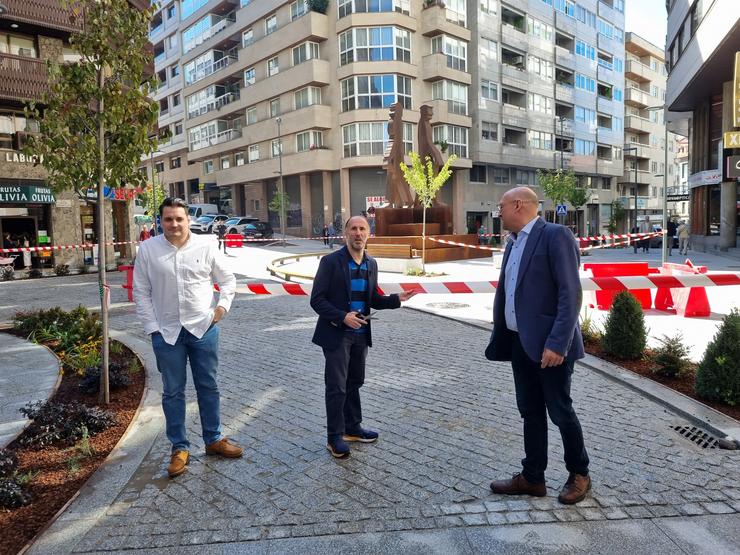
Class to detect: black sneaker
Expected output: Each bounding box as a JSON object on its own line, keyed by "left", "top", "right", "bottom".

{"left": 343, "top": 428, "right": 379, "bottom": 443}
{"left": 326, "top": 437, "right": 351, "bottom": 458}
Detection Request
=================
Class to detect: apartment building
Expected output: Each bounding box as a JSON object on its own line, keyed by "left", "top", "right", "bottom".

{"left": 668, "top": 134, "right": 689, "bottom": 221}
{"left": 0, "top": 0, "right": 145, "bottom": 269}
{"left": 149, "top": 0, "right": 475, "bottom": 236}
{"left": 666, "top": 0, "right": 740, "bottom": 250}
{"left": 468, "top": 0, "right": 626, "bottom": 238}
{"left": 619, "top": 32, "right": 675, "bottom": 230}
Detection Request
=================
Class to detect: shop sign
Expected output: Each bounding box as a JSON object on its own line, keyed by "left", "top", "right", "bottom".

{"left": 667, "top": 194, "right": 690, "bottom": 202}
{"left": 3, "top": 152, "right": 43, "bottom": 164}
{"left": 56, "top": 199, "right": 72, "bottom": 208}
{"left": 85, "top": 185, "right": 144, "bottom": 201}
{"left": 725, "top": 154, "right": 740, "bottom": 180}
{"left": 0, "top": 184, "right": 55, "bottom": 204}
{"left": 688, "top": 169, "right": 722, "bottom": 189}
{"left": 734, "top": 52, "right": 740, "bottom": 127}
{"left": 365, "top": 195, "right": 388, "bottom": 211}
{"left": 723, "top": 131, "right": 740, "bottom": 148}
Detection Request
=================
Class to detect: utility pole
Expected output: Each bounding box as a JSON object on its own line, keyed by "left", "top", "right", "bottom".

{"left": 276, "top": 116, "right": 286, "bottom": 246}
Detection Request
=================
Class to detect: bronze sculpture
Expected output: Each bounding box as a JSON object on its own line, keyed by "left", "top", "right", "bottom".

{"left": 384, "top": 102, "right": 414, "bottom": 207}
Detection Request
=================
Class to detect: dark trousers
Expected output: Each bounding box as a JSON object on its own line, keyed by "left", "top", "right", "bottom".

{"left": 511, "top": 333, "right": 589, "bottom": 484}
{"left": 323, "top": 333, "right": 368, "bottom": 440}
{"left": 219, "top": 237, "right": 227, "bottom": 253}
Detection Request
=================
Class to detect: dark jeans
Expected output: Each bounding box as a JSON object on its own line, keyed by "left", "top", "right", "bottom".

{"left": 511, "top": 333, "right": 589, "bottom": 484}
{"left": 322, "top": 333, "right": 368, "bottom": 439}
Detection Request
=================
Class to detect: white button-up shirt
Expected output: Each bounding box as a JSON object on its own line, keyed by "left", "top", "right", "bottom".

{"left": 133, "top": 234, "right": 236, "bottom": 345}
{"left": 504, "top": 216, "right": 538, "bottom": 332}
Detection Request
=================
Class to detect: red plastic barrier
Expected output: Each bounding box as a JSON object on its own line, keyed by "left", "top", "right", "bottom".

{"left": 118, "top": 264, "right": 134, "bottom": 302}
{"left": 654, "top": 260, "right": 710, "bottom": 317}
{"left": 225, "top": 234, "right": 243, "bottom": 248}
{"left": 583, "top": 262, "right": 652, "bottom": 310}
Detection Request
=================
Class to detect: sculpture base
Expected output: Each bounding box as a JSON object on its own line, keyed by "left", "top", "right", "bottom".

{"left": 374, "top": 206, "right": 452, "bottom": 237}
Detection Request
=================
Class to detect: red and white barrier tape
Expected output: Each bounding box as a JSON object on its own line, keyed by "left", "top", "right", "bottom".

{"left": 428, "top": 232, "right": 663, "bottom": 253}
{"left": 426, "top": 237, "right": 506, "bottom": 252}
{"left": 235, "top": 273, "right": 740, "bottom": 296}
{"left": 0, "top": 240, "right": 138, "bottom": 254}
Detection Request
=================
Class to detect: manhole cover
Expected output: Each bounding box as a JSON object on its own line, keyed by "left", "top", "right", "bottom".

{"left": 672, "top": 425, "right": 719, "bottom": 449}
{"left": 426, "top": 302, "right": 470, "bottom": 309}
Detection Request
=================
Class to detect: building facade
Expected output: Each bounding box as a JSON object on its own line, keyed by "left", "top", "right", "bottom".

{"left": 0, "top": 0, "right": 144, "bottom": 270}
{"left": 666, "top": 0, "right": 740, "bottom": 251}
{"left": 148, "top": 0, "right": 628, "bottom": 238}
{"left": 669, "top": 134, "right": 690, "bottom": 221}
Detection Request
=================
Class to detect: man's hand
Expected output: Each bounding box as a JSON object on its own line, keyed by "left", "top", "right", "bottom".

{"left": 343, "top": 312, "right": 367, "bottom": 329}
{"left": 540, "top": 348, "right": 564, "bottom": 369}
{"left": 398, "top": 290, "right": 417, "bottom": 302}
{"left": 212, "top": 306, "right": 227, "bottom": 324}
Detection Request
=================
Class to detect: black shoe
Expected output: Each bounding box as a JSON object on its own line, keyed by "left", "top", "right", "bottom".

{"left": 326, "top": 437, "right": 350, "bottom": 458}
{"left": 343, "top": 428, "right": 379, "bottom": 443}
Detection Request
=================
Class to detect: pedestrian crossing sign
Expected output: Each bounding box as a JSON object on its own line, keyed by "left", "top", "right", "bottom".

{"left": 556, "top": 204, "right": 567, "bottom": 216}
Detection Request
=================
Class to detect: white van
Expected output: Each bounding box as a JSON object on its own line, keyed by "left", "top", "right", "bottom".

{"left": 188, "top": 203, "right": 219, "bottom": 221}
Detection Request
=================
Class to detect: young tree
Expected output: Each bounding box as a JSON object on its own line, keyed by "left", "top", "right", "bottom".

{"left": 537, "top": 169, "right": 577, "bottom": 223}
{"left": 399, "top": 152, "right": 457, "bottom": 271}
{"left": 566, "top": 186, "right": 590, "bottom": 236}
{"left": 139, "top": 182, "right": 168, "bottom": 228}
{"left": 269, "top": 191, "right": 289, "bottom": 245}
{"left": 24, "top": 0, "right": 159, "bottom": 403}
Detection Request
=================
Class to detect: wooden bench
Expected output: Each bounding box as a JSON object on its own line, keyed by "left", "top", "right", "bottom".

{"left": 366, "top": 244, "right": 413, "bottom": 259}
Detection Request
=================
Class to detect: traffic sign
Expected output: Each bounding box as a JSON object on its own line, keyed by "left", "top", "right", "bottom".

{"left": 725, "top": 154, "right": 740, "bottom": 180}
{"left": 556, "top": 204, "right": 568, "bottom": 216}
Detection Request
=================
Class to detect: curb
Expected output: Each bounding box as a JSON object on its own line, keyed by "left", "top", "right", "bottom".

{"left": 405, "top": 305, "right": 740, "bottom": 443}
{"left": 23, "top": 330, "right": 163, "bottom": 555}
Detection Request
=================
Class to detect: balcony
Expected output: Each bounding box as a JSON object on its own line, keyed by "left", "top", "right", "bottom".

{"left": 555, "top": 46, "right": 575, "bottom": 69}
{"left": 597, "top": 1, "right": 619, "bottom": 25}
{"left": 187, "top": 90, "right": 241, "bottom": 120}
{"left": 555, "top": 11, "right": 577, "bottom": 36}
{"left": 597, "top": 33, "right": 617, "bottom": 54}
{"left": 425, "top": 99, "right": 472, "bottom": 129}
{"left": 625, "top": 59, "right": 661, "bottom": 83}
{"left": 218, "top": 147, "right": 336, "bottom": 185}
{"left": 421, "top": 53, "right": 471, "bottom": 85}
{"left": 597, "top": 159, "right": 622, "bottom": 176}
{"left": 190, "top": 127, "right": 242, "bottom": 152}
{"left": 242, "top": 59, "right": 331, "bottom": 107}
{"left": 555, "top": 83, "right": 574, "bottom": 104}
{"left": 625, "top": 87, "right": 661, "bottom": 108}
{"left": 185, "top": 51, "right": 239, "bottom": 88}
{"left": 501, "top": 64, "right": 528, "bottom": 90}
{"left": 500, "top": 26, "right": 528, "bottom": 52}
{"left": 1, "top": 0, "right": 81, "bottom": 34}
{"left": 420, "top": 3, "right": 471, "bottom": 41}
{"left": 0, "top": 55, "right": 48, "bottom": 103}
{"left": 183, "top": 12, "right": 237, "bottom": 55}
{"left": 625, "top": 115, "right": 661, "bottom": 134}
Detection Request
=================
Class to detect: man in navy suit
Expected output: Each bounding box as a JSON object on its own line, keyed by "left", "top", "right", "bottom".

{"left": 311, "top": 215, "right": 416, "bottom": 458}
{"left": 486, "top": 187, "right": 591, "bottom": 505}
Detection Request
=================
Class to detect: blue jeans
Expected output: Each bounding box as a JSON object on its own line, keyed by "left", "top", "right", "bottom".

{"left": 511, "top": 333, "right": 589, "bottom": 484}
{"left": 151, "top": 325, "right": 222, "bottom": 452}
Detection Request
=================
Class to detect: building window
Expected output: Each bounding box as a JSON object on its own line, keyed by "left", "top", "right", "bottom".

{"left": 221, "top": 155, "right": 231, "bottom": 170}
{"left": 480, "top": 37, "right": 497, "bottom": 61}
{"left": 235, "top": 151, "right": 245, "bottom": 166}
{"left": 244, "top": 67, "right": 255, "bottom": 86}
{"left": 574, "top": 138, "right": 595, "bottom": 155}
{"left": 527, "top": 130, "right": 553, "bottom": 150}
{"left": 527, "top": 55, "right": 553, "bottom": 79}
{"left": 575, "top": 73, "right": 595, "bottom": 93}
{"left": 431, "top": 35, "right": 467, "bottom": 72}
{"left": 242, "top": 28, "right": 253, "bottom": 48}
{"left": 432, "top": 80, "right": 468, "bottom": 115}
{"left": 269, "top": 98, "right": 280, "bottom": 118}
{"left": 290, "top": 0, "right": 308, "bottom": 20}
{"left": 247, "top": 106, "right": 257, "bottom": 124}
{"left": 527, "top": 92, "right": 553, "bottom": 115}
{"left": 337, "top": 0, "right": 410, "bottom": 18}
{"left": 432, "top": 124, "right": 468, "bottom": 157}
{"left": 482, "top": 121, "right": 498, "bottom": 141}
{"left": 174, "top": 123, "right": 183, "bottom": 136}
{"left": 293, "top": 41, "right": 320, "bottom": 65}
{"left": 481, "top": 80, "right": 498, "bottom": 101}
{"left": 271, "top": 138, "right": 282, "bottom": 158}
{"left": 470, "top": 164, "right": 487, "bottom": 182}
{"left": 492, "top": 167, "right": 508, "bottom": 184}
{"left": 575, "top": 40, "right": 595, "bottom": 61}
{"left": 575, "top": 106, "right": 596, "bottom": 127}
{"left": 342, "top": 121, "right": 412, "bottom": 157}
{"left": 339, "top": 27, "right": 411, "bottom": 65}
{"left": 516, "top": 169, "right": 536, "bottom": 185}
{"left": 170, "top": 64, "right": 180, "bottom": 78}
{"left": 248, "top": 144, "right": 260, "bottom": 162}
{"left": 294, "top": 86, "right": 322, "bottom": 109}
{"left": 203, "top": 160, "right": 213, "bottom": 174}
{"left": 170, "top": 156, "right": 181, "bottom": 169}
{"left": 341, "top": 74, "right": 412, "bottom": 111}
{"left": 267, "top": 57, "right": 279, "bottom": 76}
{"left": 296, "top": 130, "right": 324, "bottom": 152}
{"left": 527, "top": 16, "right": 553, "bottom": 42}
{"left": 480, "top": 0, "right": 497, "bottom": 14}
{"left": 265, "top": 14, "right": 277, "bottom": 35}
{"left": 172, "top": 93, "right": 180, "bottom": 107}
{"left": 181, "top": 0, "right": 209, "bottom": 20}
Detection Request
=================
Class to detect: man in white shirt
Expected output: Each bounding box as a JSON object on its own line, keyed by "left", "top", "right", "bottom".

{"left": 133, "top": 197, "right": 242, "bottom": 478}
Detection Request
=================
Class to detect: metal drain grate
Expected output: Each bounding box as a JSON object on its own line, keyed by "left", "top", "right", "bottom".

{"left": 426, "top": 302, "right": 470, "bottom": 309}
{"left": 672, "top": 425, "right": 719, "bottom": 449}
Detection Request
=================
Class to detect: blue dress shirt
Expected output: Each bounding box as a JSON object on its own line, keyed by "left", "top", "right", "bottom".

{"left": 504, "top": 216, "right": 539, "bottom": 332}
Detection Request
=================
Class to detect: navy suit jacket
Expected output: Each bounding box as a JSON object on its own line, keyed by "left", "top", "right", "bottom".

{"left": 485, "top": 218, "right": 585, "bottom": 363}
{"left": 311, "top": 246, "right": 400, "bottom": 350}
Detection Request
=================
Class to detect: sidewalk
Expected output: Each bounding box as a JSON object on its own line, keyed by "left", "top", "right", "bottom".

{"left": 0, "top": 332, "right": 60, "bottom": 449}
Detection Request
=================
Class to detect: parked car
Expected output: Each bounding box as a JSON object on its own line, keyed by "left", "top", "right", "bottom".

{"left": 189, "top": 214, "right": 228, "bottom": 234}
{"left": 187, "top": 203, "right": 219, "bottom": 222}
{"left": 243, "top": 221, "right": 274, "bottom": 240}
{"left": 224, "top": 216, "right": 259, "bottom": 234}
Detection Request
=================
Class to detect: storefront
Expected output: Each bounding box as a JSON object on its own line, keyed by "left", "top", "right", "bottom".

{"left": 0, "top": 182, "right": 55, "bottom": 268}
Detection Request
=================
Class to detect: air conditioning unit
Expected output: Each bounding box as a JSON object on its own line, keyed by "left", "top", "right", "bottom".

{"left": 512, "top": 55, "right": 525, "bottom": 65}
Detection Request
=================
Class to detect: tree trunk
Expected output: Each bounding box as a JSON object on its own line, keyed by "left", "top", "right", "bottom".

{"left": 97, "top": 66, "right": 110, "bottom": 404}
{"left": 421, "top": 206, "right": 426, "bottom": 273}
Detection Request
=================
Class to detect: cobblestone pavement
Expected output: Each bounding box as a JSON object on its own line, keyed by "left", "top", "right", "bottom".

{"left": 53, "top": 292, "right": 738, "bottom": 552}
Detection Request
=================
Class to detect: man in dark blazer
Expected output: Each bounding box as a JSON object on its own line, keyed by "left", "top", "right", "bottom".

{"left": 486, "top": 187, "right": 591, "bottom": 505}
{"left": 311, "top": 215, "right": 416, "bottom": 459}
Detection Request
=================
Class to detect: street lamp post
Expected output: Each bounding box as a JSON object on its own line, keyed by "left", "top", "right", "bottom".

{"left": 645, "top": 104, "right": 670, "bottom": 265}
{"left": 275, "top": 117, "right": 286, "bottom": 246}
{"left": 623, "top": 145, "right": 638, "bottom": 235}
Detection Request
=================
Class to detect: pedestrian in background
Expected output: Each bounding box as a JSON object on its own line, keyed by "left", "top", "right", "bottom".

{"left": 322, "top": 224, "right": 329, "bottom": 246}
{"left": 217, "top": 221, "right": 228, "bottom": 254}
{"left": 133, "top": 197, "right": 242, "bottom": 478}
{"left": 677, "top": 220, "right": 690, "bottom": 255}
{"left": 667, "top": 219, "right": 678, "bottom": 257}
{"left": 310, "top": 215, "right": 416, "bottom": 459}
{"left": 486, "top": 186, "right": 591, "bottom": 505}
{"left": 327, "top": 222, "right": 336, "bottom": 249}
{"left": 630, "top": 224, "right": 640, "bottom": 254}
{"left": 139, "top": 225, "right": 150, "bottom": 243}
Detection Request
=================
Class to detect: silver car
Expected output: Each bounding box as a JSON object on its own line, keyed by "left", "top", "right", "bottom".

{"left": 224, "top": 216, "right": 259, "bottom": 234}
{"left": 189, "top": 214, "right": 228, "bottom": 234}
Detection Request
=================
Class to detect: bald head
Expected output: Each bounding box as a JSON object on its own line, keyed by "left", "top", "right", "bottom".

{"left": 499, "top": 187, "right": 540, "bottom": 233}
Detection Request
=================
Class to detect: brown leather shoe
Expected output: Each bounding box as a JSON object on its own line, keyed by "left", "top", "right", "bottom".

{"left": 168, "top": 450, "right": 189, "bottom": 478}
{"left": 558, "top": 473, "right": 591, "bottom": 504}
{"left": 490, "top": 472, "right": 546, "bottom": 497}
{"left": 205, "top": 438, "right": 243, "bottom": 458}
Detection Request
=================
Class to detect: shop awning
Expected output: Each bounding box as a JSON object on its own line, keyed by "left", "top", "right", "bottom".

{"left": 0, "top": 184, "right": 55, "bottom": 204}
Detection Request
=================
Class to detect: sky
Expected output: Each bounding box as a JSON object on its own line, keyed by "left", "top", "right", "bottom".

{"left": 625, "top": 0, "right": 668, "bottom": 50}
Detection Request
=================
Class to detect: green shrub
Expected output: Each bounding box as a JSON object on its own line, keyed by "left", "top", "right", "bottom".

{"left": 602, "top": 291, "right": 647, "bottom": 360}
{"left": 0, "top": 478, "right": 30, "bottom": 509}
{"left": 28, "top": 268, "right": 43, "bottom": 279}
{"left": 308, "top": 0, "right": 328, "bottom": 13}
{"left": 1, "top": 265, "right": 15, "bottom": 281}
{"left": 580, "top": 310, "right": 602, "bottom": 344}
{"left": 0, "top": 449, "right": 18, "bottom": 479}
{"left": 651, "top": 333, "right": 691, "bottom": 378}
{"left": 696, "top": 309, "right": 740, "bottom": 406}
{"left": 14, "top": 306, "right": 101, "bottom": 352}
{"left": 54, "top": 264, "right": 70, "bottom": 276}
{"left": 19, "top": 400, "right": 115, "bottom": 448}
{"left": 79, "top": 362, "right": 131, "bottom": 394}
